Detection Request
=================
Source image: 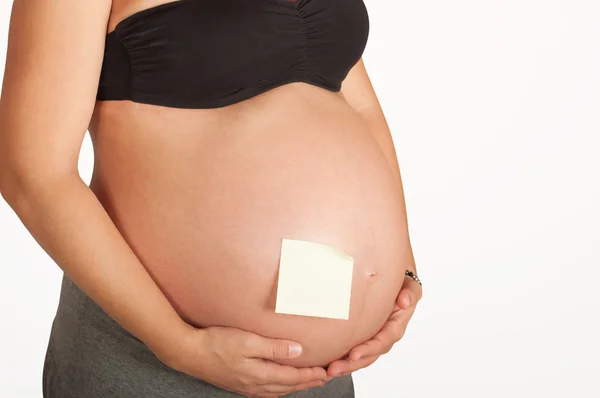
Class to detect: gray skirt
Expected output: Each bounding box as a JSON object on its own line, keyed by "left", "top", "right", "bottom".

{"left": 42, "top": 274, "right": 355, "bottom": 398}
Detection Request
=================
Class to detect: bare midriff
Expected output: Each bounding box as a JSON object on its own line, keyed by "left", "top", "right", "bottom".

{"left": 88, "top": 83, "right": 410, "bottom": 367}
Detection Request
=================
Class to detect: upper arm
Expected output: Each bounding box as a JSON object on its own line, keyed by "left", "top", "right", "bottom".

{"left": 0, "top": 0, "right": 112, "bottom": 185}
{"left": 340, "top": 57, "right": 382, "bottom": 114}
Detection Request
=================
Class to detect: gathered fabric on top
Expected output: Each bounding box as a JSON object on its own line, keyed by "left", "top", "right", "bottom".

{"left": 96, "top": 0, "right": 370, "bottom": 109}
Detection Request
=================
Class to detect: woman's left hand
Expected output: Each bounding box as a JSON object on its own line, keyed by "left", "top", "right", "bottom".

{"left": 326, "top": 272, "right": 423, "bottom": 377}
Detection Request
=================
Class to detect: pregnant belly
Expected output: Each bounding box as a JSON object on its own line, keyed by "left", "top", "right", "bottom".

{"left": 89, "top": 87, "right": 410, "bottom": 367}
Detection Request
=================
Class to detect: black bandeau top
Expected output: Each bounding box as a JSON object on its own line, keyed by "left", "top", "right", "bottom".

{"left": 96, "top": 0, "right": 370, "bottom": 109}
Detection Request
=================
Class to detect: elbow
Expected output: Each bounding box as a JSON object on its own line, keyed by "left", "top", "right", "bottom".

{"left": 0, "top": 159, "right": 77, "bottom": 213}
{"left": 0, "top": 161, "right": 36, "bottom": 212}
{"left": 0, "top": 160, "right": 22, "bottom": 204}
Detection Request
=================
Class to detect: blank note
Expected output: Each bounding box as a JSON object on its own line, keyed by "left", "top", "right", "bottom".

{"left": 275, "top": 238, "right": 354, "bottom": 320}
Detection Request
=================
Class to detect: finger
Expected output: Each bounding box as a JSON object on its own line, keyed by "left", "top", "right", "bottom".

{"left": 348, "top": 311, "right": 413, "bottom": 360}
{"left": 289, "top": 378, "right": 328, "bottom": 392}
{"left": 327, "top": 355, "right": 379, "bottom": 377}
{"left": 242, "top": 334, "right": 304, "bottom": 361}
{"left": 254, "top": 359, "right": 328, "bottom": 386}
{"left": 262, "top": 378, "right": 328, "bottom": 395}
{"left": 396, "top": 275, "right": 423, "bottom": 310}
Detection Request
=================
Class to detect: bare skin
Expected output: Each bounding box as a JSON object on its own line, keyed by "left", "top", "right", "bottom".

{"left": 328, "top": 59, "right": 425, "bottom": 377}
{"left": 0, "top": 0, "right": 422, "bottom": 397}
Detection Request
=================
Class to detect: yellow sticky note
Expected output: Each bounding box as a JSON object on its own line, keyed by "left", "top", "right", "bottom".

{"left": 275, "top": 238, "right": 354, "bottom": 320}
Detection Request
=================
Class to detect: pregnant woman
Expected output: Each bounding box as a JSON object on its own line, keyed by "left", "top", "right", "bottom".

{"left": 0, "top": 0, "right": 423, "bottom": 397}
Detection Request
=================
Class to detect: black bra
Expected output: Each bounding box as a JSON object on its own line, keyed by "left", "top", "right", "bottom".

{"left": 96, "top": 0, "right": 369, "bottom": 109}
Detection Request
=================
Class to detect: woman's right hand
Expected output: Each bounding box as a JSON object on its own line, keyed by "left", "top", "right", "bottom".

{"left": 154, "top": 325, "right": 331, "bottom": 398}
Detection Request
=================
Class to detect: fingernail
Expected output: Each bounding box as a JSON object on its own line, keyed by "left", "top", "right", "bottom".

{"left": 289, "top": 344, "right": 302, "bottom": 357}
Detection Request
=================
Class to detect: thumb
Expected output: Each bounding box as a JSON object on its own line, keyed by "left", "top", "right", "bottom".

{"left": 250, "top": 337, "right": 303, "bottom": 360}
{"left": 396, "top": 289, "right": 412, "bottom": 309}
{"left": 396, "top": 276, "right": 423, "bottom": 310}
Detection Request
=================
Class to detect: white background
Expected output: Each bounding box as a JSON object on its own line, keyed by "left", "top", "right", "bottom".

{"left": 1, "top": 0, "right": 599, "bottom": 397}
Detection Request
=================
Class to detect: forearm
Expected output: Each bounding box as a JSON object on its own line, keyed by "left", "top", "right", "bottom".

{"left": 0, "top": 172, "right": 194, "bottom": 357}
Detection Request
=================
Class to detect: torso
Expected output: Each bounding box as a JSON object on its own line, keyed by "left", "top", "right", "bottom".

{"left": 88, "top": 0, "right": 409, "bottom": 367}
